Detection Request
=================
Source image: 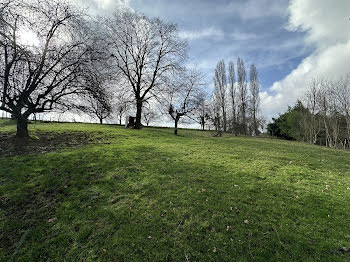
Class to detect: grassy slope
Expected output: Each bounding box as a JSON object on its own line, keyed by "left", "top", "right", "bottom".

{"left": 0, "top": 119, "right": 350, "bottom": 262}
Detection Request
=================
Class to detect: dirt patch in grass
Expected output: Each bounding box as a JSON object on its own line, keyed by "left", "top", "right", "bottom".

{"left": 0, "top": 131, "right": 101, "bottom": 157}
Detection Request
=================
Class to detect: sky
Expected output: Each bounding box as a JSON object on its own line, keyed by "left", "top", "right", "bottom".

{"left": 75, "top": 0, "right": 350, "bottom": 120}
{"left": 2, "top": 0, "right": 348, "bottom": 123}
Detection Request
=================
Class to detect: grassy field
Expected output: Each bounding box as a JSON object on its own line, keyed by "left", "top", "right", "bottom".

{"left": 1, "top": 119, "right": 350, "bottom": 261}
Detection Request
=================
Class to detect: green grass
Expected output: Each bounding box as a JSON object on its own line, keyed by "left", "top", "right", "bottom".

{"left": 1, "top": 119, "right": 350, "bottom": 261}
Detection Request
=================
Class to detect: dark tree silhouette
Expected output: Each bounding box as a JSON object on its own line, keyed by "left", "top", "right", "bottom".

{"left": 165, "top": 68, "right": 205, "bottom": 135}
{"left": 213, "top": 60, "right": 227, "bottom": 131}
{"left": 249, "top": 64, "right": 261, "bottom": 136}
{"left": 0, "top": 0, "right": 92, "bottom": 137}
{"left": 104, "top": 10, "right": 187, "bottom": 129}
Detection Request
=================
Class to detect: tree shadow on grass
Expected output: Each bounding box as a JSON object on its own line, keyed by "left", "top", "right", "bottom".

{"left": 0, "top": 131, "right": 110, "bottom": 157}
{"left": 0, "top": 143, "right": 349, "bottom": 262}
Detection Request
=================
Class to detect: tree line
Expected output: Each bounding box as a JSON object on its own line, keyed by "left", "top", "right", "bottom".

{"left": 208, "top": 59, "right": 263, "bottom": 136}
{"left": 267, "top": 75, "right": 350, "bottom": 149}
{"left": 0, "top": 0, "right": 263, "bottom": 137}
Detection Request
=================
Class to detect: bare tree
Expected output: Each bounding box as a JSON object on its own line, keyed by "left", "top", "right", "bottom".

{"left": 326, "top": 85, "right": 341, "bottom": 148}
{"left": 316, "top": 80, "right": 332, "bottom": 147}
{"left": 165, "top": 68, "right": 205, "bottom": 135}
{"left": 336, "top": 74, "right": 350, "bottom": 148}
{"left": 114, "top": 89, "right": 132, "bottom": 125}
{"left": 271, "top": 75, "right": 350, "bottom": 149}
{"left": 228, "top": 61, "right": 237, "bottom": 133}
{"left": 196, "top": 96, "right": 209, "bottom": 131}
{"left": 317, "top": 79, "right": 340, "bottom": 148}
{"left": 104, "top": 10, "right": 187, "bottom": 129}
{"left": 208, "top": 92, "right": 222, "bottom": 134}
{"left": 249, "top": 64, "right": 260, "bottom": 136}
{"left": 213, "top": 60, "right": 227, "bottom": 131}
{"left": 78, "top": 66, "right": 112, "bottom": 124}
{"left": 0, "top": 0, "right": 92, "bottom": 137}
{"left": 307, "top": 79, "right": 346, "bottom": 148}
{"left": 142, "top": 104, "right": 158, "bottom": 127}
{"left": 237, "top": 57, "right": 247, "bottom": 134}
{"left": 82, "top": 91, "right": 112, "bottom": 124}
{"left": 301, "top": 78, "right": 321, "bottom": 143}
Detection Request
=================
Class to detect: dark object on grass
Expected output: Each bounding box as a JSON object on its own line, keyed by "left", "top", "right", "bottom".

{"left": 125, "top": 116, "right": 136, "bottom": 129}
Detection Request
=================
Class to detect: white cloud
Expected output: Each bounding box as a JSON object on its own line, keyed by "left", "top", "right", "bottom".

{"left": 180, "top": 28, "right": 257, "bottom": 42}
{"left": 287, "top": 0, "right": 349, "bottom": 47}
{"left": 179, "top": 27, "right": 223, "bottom": 40}
{"left": 261, "top": 0, "right": 350, "bottom": 119}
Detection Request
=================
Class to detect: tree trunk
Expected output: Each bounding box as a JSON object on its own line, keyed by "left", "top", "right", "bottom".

{"left": 119, "top": 116, "right": 122, "bottom": 125}
{"left": 99, "top": 117, "right": 103, "bottom": 124}
{"left": 174, "top": 115, "right": 180, "bottom": 135}
{"left": 215, "top": 114, "right": 220, "bottom": 131}
{"left": 232, "top": 109, "right": 236, "bottom": 135}
{"left": 135, "top": 99, "right": 143, "bottom": 129}
{"left": 242, "top": 103, "right": 246, "bottom": 135}
{"left": 222, "top": 108, "right": 226, "bottom": 132}
{"left": 16, "top": 115, "right": 29, "bottom": 138}
{"left": 253, "top": 114, "right": 259, "bottom": 136}
{"left": 201, "top": 116, "right": 205, "bottom": 131}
